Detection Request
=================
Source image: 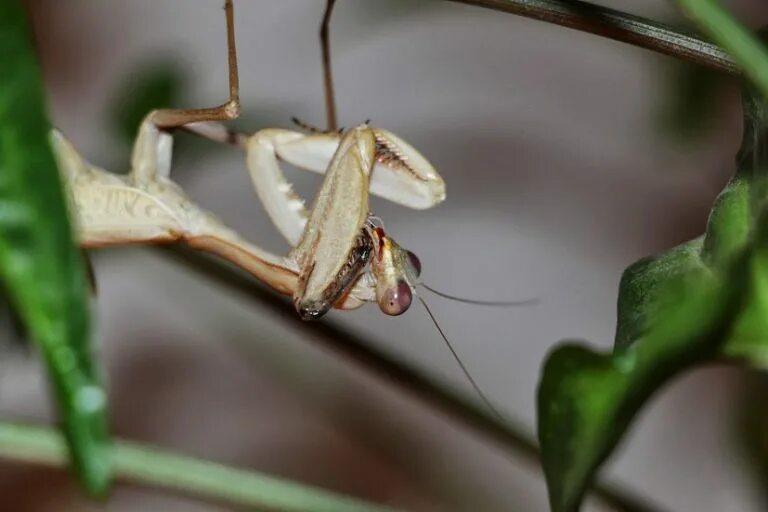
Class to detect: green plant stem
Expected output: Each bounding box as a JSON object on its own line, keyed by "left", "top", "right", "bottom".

{"left": 160, "top": 246, "right": 666, "bottom": 512}
{"left": 446, "top": 0, "right": 738, "bottom": 74}
{"left": 676, "top": 0, "right": 768, "bottom": 100}
{"left": 0, "top": 420, "right": 392, "bottom": 512}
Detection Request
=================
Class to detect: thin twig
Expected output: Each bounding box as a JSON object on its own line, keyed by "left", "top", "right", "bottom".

{"left": 446, "top": 0, "right": 739, "bottom": 74}
{"left": 160, "top": 246, "right": 667, "bottom": 512}
{"left": 0, "top": 421, "right": 392, "bottom": 512}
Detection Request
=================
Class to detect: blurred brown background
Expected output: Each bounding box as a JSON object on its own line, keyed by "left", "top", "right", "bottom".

{"left": 1, "top": 1, "right": 766, "bottom": 510}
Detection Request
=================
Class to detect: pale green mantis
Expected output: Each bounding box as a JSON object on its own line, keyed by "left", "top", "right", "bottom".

{"left": 52, "top": 0, "right": 533, "bottom": 414}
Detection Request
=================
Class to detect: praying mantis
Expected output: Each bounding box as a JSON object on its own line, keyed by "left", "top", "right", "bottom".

{"left": 53, "top": 0, "right": 444, "bottom": 321}
{"left": 52, "top": 0, "right": 533, "bottom": 413}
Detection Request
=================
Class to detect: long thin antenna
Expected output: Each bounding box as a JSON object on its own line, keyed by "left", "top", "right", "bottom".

{"left": 421, "top": 283, "right": 539, "bottom": 307}
{"left": 417, "top": 295, "right": 506, "bottom": 422}
{"left": 320, "top": 0, "right": 338, "bottom": 131}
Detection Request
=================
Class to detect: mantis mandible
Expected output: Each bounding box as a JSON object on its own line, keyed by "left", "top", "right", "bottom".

{"left": 53, "top": 0, "right": 533, "bottom": 414}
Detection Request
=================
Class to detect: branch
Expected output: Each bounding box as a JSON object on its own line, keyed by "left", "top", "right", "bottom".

{"left": 0, "top": 421, "right": 391, "bottom": 512}
{"left": 446, "top": 0, "right": 739, "bottom": 74}
{"left": 160, "top": 246, "right": 667, "bottom": 512}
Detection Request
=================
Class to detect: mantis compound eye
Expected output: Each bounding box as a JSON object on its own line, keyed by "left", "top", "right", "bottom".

{"left": 406, "top": 250, "right": 421, "bottom": 278}
{"left": 377, "top": 279, "right": 413, "bottom": 316}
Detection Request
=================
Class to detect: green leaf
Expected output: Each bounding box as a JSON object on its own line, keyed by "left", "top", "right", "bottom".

{"left": 537, "top": 83, "right": 768, "bottom": 512}
{"left": 724, "top": 249, "right": 768, "bottom": 365}
{"left": 538, "top": 266, "right": 741, "bottom": 512}
{"left": 701, "top": 174, "right": 752, "bottom": 265}
{"left": 719, "top": 87, "right": 768, "bottom": 364}
{"left": 614, "top": 237, "right": 704, "bottom": 350}
{"left": 616, "top": 89, "right": 766, "bottom": 350}
{"left": 0, "top": 0, "right": 110, "bottom": 495}
{"left": 613, "top": 171, "right": 751, "bottom": 351}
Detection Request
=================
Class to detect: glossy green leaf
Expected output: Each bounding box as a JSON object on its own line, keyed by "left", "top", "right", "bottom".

{"left": 724, "top": 248, "right": 768, "bottom": 365}
{"left": 538, "top": 265, "right": 741, "bottom": 512}
{"left": 715, "top": 87, "right": 768, "bottom": 364}
{"left": 614, "top": 237, "right": 703, "bottom": 350}
{"left": 0, "top": 0, "right": 111, "bottom": 495}
{"left": 537, "top": 84, "right": 768, "bottom": 512}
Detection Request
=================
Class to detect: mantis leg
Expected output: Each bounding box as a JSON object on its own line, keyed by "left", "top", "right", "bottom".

{"left": 320, "top": 0, "right": 338, "bottom": 132}
{"left": 246, "top": 129, "right": 311, "bottom": 247}
{"left": 149, "top": 0, "right": 240, "bottom": 131}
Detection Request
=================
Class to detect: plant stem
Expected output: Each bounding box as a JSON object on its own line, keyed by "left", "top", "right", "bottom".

{"left": 676, "top": 0, "right": 768, "bottom": 100}
{"left": 0, "top": 420, "right": 392, "bottom": 512}
{"left": 161, "top": 246, "right": 667, "bottom": 512}
{"left": 446, "top": 0, "right": 739, "bottom": 74}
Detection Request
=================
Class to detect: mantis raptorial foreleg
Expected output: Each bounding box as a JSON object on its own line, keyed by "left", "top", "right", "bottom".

{"left": 247, "top": 126, "right": 445, "bottom": 244}
{"left": 243, "top": 124, "right": 444, "bottom": 318}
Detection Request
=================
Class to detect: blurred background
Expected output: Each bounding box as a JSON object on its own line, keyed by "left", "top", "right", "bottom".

{"left": 1, "top": 0, "right": 767, "bottom": 510}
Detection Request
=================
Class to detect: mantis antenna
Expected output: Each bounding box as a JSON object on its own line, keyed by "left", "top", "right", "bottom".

{"left": 420, "top": 283, "right": 539, "bottom": 307}
{"left": 417, "top": 295, "right": 507, "bottom": 422}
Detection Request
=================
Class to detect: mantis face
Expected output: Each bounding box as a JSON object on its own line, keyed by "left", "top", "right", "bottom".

{"left": 368, "top": 225, "right": 421, "bottom": 316}
{"left": 283, "top": 125, "right": 438, "bottom": 320}
{"left": 293, "top": 220, "right": 422, "bottom": 319}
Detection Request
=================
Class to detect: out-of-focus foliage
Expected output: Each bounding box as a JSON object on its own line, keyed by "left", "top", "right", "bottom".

{"left": 0, "top": 0, "right": 111, "bottom": 496}
{"left": 658, "top": 62, "right": 727, "bottom": 144}
{"left": 110, "top": 60, "right": 186, "bottom": 147}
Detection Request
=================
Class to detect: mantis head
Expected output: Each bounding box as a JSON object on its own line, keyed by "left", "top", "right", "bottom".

{"left": 368, "top": 225, "right": 421, "bottom": 316}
